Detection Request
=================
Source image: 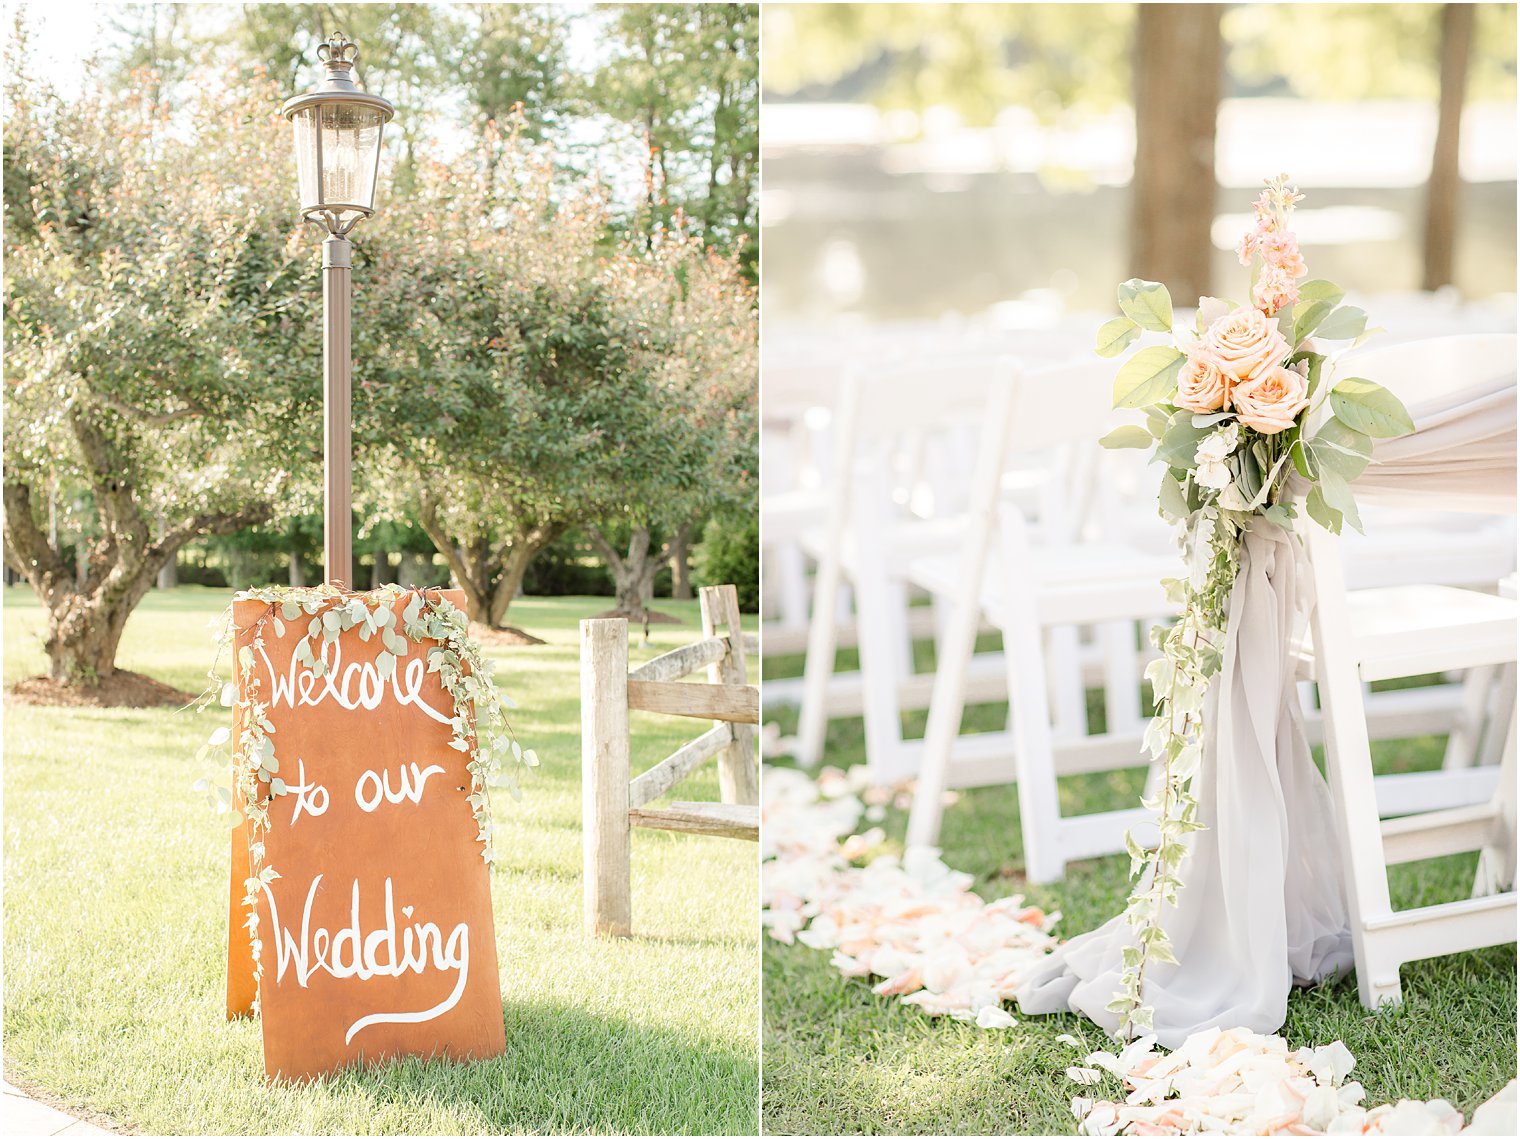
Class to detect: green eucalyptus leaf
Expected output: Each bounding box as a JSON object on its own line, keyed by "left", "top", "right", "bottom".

{"left": 1318, "top": 466, "right": 1364, "bottom": 534}
{"left": 1155, "top": 411, "right": 1211, "bottom": 470}
{"left": 1113, "top": 346, "right": 1186, "bottom": 409}
{"left": 1311, "top": 419, "right": 1374, "bottom": 481}
{"left": 1158, "top": 471, "right": 1189, "bottom": 519}
{"left": 1305, "top": 485, "right": 1340, "bottom": 534}
{"left": 1098, "top": 424, "right": 1153, "bottom": 450}
{"left": 1292, "top": 299, "right": 1335, "bottom": 344}
{"left": 1315, "top": 305, "right": 1367, "bottom": 341}
{"left": 1329, "top": 377, "right": 1415, "bottom": 438}
{"left": 1118, "top": 278, "right": 1174, "bottom": 332}
{"left": 1095, "top": 316, "right": 1141, "bottom": 357}
{"left": 1297, "top": 280, "right": 1345, "bottom": 306}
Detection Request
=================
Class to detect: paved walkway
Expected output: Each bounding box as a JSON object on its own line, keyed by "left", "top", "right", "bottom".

{"left": 2, "top": 1082, "right": 111, "bottom": 1137}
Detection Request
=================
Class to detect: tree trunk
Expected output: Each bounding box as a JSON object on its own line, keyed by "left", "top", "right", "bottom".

{"left": 486, "top": 525, "right": 563, "bottom": 629}
{"left": 288, "top": 547, "right": 306, "bottom": 588}
{"left": 369, "top": 548, "right": 389, "bottom": 590}
{"left": 670, "top": 522, "right": 694, "bottom": 600}
{"left": 155, "top": 513, "right": 177, "bottom": 589}
{"left": 4, "top": 478, "right": 269, "bottom": 686}
{"left": 1130, "top": 4, "right": 1224, "bottom": 302}
{"left": 44, "top": 570, "right": 158, "bottom": 682}
{"left": 589, "top": 526, "right": 670, "bottom": 621}
{"left": 1423, "top": 3, "right": 1474, "bottom": 291}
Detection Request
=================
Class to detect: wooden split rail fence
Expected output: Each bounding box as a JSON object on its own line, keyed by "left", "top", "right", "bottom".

{"left": 582, "top": 584, "right": 760, "bottom": 938}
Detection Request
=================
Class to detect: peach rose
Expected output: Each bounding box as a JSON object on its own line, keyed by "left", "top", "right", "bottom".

{"left": 1201, "top": 306, "right": 1291, "bottom": 382}
{"left": 1175, "top": 347, "right": 1232, "bottom": 413}
{"left": 1232, "top": 364, "right": 1310, "bottom": 434}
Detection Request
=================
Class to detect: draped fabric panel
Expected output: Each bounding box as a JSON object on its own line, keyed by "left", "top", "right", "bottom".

{"left": 1015, "top": 363, "right": 1517, "bottom": 1048}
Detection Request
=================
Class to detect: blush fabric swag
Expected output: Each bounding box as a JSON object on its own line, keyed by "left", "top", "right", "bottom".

{"left": 1016, "top": 369, "right": 1518, "bottom": 1047}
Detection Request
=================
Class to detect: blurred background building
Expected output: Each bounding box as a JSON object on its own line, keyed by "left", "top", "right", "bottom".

{"left": 761, "top": 2, "right": 1516, "bottom": 327}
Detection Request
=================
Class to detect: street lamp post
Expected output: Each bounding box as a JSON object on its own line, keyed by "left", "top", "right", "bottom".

{"left": 282, "top": 34, "right": 394, "bottom": 587}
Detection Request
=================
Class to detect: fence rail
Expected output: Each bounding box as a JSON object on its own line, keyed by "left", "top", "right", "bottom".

{"left": 581, "top": 584, "right": 759, "bottom": 938}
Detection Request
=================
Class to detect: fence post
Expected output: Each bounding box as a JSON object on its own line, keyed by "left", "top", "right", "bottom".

{"left": 700, "top": 584, "right": 759, "bottom": 805}
{"left": 582, "top": 617, "right": 632, "bottom": 938}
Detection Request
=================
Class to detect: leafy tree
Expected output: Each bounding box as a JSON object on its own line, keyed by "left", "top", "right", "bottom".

{"left": 586, "top": 218, "right": 758, "bottom": 619}
{"left": 587, "top": 4, "right": 759, "bottom": 276}
{"left": 352, "top": 118, "right": 754, "bottom": 633}
{"left": 459, "top": 2, "right": 572, "bottom": 145}
{"left": 693, "top": 505, "right": 759, "bottom": 612}
{"left": 2, "top": 63, "right": 316, "bottom": 685}
{"left": 760, "top": 3, "right": 1133, "bottom": 124}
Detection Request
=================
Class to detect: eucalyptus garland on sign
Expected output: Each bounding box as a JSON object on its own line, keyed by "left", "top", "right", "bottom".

{"left": 1094, "top": 177, "right": 1414, "bottom": 1039}
{"left": 193, "top": 582, "right": 535, "bottom": 1003}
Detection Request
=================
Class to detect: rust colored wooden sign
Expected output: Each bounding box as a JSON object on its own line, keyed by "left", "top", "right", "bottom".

{"left": 224, "top": 589, "right": 506, "bottom": 1081}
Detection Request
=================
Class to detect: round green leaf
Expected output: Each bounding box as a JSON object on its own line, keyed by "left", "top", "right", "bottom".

{"left": 1095, "top": 316, "right": 1140, "bottom": 358}
{"left": 1113, "top": 346, "right": 1186, "bottom": 409}
{"left": 1098, "top": 424, "right": 1153, "bottom": 450}
{"left": 1118, "top": 279, "right": 1174, "bottom": 332}
{"left": 1329, "top": 377, "right": 1415, "bottom": 438}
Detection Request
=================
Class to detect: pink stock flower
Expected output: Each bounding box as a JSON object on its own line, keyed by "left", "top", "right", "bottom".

{"left": 1259, "top": 231, "right": 1307, "bottom": 279}
{"left": 1252, "top": 266, "right": 1301, "bottom": 316}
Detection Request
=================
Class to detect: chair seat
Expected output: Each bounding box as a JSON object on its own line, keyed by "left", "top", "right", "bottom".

{"left": 907, "top": 545, "right": 1176, "bottom": 626}
{"left": 800, "top": 517, "right": 969, "bottom": 569}
{"left": 1341, "top": 516, "right": 1516, "bottom": 590}
{"left": 1297, "top": 584, "right": 1518, "bottom": 683}
{"left": 761, "top": 490, "right": 828, "bottom": 541}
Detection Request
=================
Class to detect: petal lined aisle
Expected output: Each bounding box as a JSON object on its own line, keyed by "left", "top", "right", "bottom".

{"left": 762, "top": 765, "right": 1517, "bottom": 1137}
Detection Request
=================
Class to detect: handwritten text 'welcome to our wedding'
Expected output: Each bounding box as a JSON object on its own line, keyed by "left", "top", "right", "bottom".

{"left": 256, "top": 639, "right": 471, "bottom": 1046}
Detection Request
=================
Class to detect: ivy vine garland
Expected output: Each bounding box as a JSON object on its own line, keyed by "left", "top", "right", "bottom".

{"left": 1096, "top": 178, "right": 1413, "bottom": 1041}
{"left": 194, "top": 583, "right": 535, "bottom": 1007}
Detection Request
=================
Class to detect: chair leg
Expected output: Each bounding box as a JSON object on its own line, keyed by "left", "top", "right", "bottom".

{"left": 1101, "top": 619, "right": 1142, "bottom": 735}
{"left": 1444, "top": 664, "right": 1497, "bottom": 770}
{"left": 1047, "top": 625, "right": 1085, "bottom": 739}
{"left": 1307, "top": 526, "right": 1402, "bottom": 1011}
{"left": 998, "top": 511, "right": 1066, "bottom": 884}
{"left": 795, "top": 564, "right": 844, "bottom": 768}
{"left": 1357, "top": 938, "right": 1405, "bottom": 1010}
{"left": 1474, "top": 716, "right": 1517, "bottom": 896}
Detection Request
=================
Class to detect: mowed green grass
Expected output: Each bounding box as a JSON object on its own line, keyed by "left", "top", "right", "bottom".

{"left": 760, "top": 640, "right": 1518, "bottom": 1136}
{"left": 3, "top": 585, "right": 759, "bottom": 1136}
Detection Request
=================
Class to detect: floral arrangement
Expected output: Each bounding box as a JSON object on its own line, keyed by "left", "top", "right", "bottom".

{"left": 1093, "top": 176, "right": 1414, "bottom": 1039}
{"left": 193, "top": 582, "right": 535, "bottom": 1006}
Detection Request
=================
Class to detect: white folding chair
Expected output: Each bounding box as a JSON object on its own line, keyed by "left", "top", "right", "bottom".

{"left": 1302, "top": 333, "right": 1517, "bottom": 1010}
{"left": 903, "top": 358, "right": 1181, "bottom": 883}
{"left": 791, "top": 356, "right": 1026, "bottom": 778}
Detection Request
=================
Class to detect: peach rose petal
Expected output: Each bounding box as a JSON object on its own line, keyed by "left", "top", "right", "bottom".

{"left": 761, "top": 765, "right": 1507, "bottom": 1136}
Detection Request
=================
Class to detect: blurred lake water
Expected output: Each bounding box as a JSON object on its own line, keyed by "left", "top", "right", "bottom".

{"left": 761, "top": 99, "right": 1518, "bottom": 322}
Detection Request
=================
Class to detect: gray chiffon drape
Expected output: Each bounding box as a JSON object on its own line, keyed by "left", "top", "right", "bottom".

{"left": 1015, "top": 371, "right": 1517, "bottom": 1047}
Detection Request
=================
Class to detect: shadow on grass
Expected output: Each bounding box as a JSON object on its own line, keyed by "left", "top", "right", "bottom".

{"left": 312, "top": 999, "right": 759, "bottom": 1135}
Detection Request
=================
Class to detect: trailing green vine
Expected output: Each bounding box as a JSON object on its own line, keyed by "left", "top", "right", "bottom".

{"left": 193, "top": 582, "right": 534, "bottom": 1009}
{"left": 1096, "top": 178, "right": 1414, "bottom": 1041}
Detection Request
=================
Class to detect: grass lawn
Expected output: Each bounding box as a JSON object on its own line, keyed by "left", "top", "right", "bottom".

{"left": 760, "top": 641, "right": 1518, "bottom": 1136}
{"left": 3, "top": 585, "right": 759, "bottom": 1136}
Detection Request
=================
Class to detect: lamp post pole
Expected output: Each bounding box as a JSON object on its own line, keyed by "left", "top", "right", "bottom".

{"left": 282, "top": 33, "right": 394, "bottom": 588}
{"left": 322, "top": 233, "right": 353, "bottom": 585}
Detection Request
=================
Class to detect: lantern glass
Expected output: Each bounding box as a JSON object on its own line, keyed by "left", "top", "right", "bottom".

{"left": 290, "top": 101, "right": 386, "bottom": 224}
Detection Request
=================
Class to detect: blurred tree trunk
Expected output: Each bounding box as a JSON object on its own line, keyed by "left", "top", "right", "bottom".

{"left": 670, "top": 522, "right": 694, "bottom": 600}
{"left": 1130, "top": 4, "right": 1224, "bottom": 302}
{"left": 1423, "top": 3, "right": 1474, "bottom": 291}
{"left": 155, "top": 513, "right": 177, "bottom": 589}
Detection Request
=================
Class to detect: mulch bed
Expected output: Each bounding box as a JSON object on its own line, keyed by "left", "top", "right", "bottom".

{"left": 467, "top": 624, "right": 548, "bottom": 647}
{"left": 6, "top": 670, "right": 196, "bottom": 709}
